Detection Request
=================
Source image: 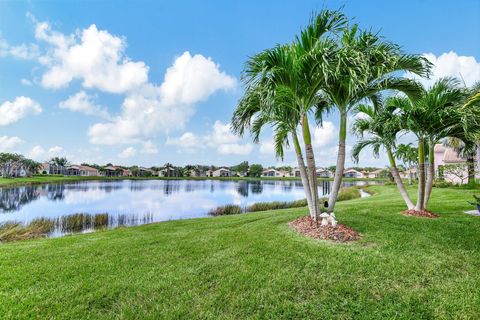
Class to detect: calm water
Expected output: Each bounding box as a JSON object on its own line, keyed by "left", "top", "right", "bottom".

{"left": 0, "top": 179, "right": 377, "bottom": 237}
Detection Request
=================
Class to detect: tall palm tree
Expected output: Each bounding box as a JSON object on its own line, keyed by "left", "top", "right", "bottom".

{"left": 320, "top": 25, "right": 431, "bottom": 213}
{"left": 396, "top": 78, "right": 469, "bottom": 211}
{"left": 352, "top": 98, "right": 415, "bottom": 209}
{"left": 395, "top": 143, "right": 418, "bottom": 185}
{"left": 232, "top": 10, "right": 347, "bottom": 221}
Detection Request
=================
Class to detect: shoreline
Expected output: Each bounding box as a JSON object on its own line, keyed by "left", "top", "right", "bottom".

{"left": 0, "top": 175, "right": 385, "bottom": 188}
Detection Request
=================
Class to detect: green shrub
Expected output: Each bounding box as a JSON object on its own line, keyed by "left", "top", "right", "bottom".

{"left": 337, "top": 187, "right": 361, "bottom": 201}
{"left": 208, "top": 205, "right": 243, "bottom": 216}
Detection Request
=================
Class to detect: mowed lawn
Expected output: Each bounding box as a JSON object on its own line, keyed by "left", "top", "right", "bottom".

{"left": 1, "top": 186, "right": 479, "bottom": 319}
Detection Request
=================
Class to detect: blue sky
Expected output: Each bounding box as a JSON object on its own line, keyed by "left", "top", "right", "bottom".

{"left": 1, "top": 0, "right": 479, "bottom": 168}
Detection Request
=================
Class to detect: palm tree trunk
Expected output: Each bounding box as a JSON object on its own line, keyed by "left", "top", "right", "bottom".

{"left": 423, "top": 142, "right": 435, "bottom": 209}
{"left": 328, "top": 111, "right": 347, "bottom": 213}
{"left": 301, "top": 115, "right": 321, "bottom": 220}
{"left": 467, "top": 155, "right": 475, "bottom": 184}
{"left": 477, "top": 142, "right": 480, "bottom": 177}
{"left": 387, "top": 148, "right": 415, "bottom": 210}
{"left": 415, "top": 138, "right": 426, "bottom": 211}
{"left": 292, "top": 132, "right": 314, "bottom": 218}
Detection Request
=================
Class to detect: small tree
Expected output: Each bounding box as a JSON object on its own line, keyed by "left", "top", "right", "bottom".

{"left": 249, "top": 164, "right": 263, "bottom": 177}
{"left": 442, "top": 164, "right": 468, "bottom": 185}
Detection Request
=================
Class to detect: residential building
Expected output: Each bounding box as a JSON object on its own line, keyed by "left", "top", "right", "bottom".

{"left": 343, "top": 168, "right": 365, "bottom": 178}
{"left": 366, "top": 169, "right": 383, "bottom": 179}
{"left": 316, "top": 168, "right": 331, "bottom": 178}
{"left": 211, "top": 168, "right": 232, "bottom": 177}
{"left": 38, "top": 163, "right": 67, "bottom": 175}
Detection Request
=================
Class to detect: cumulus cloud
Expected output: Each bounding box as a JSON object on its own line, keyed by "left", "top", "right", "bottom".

{"left": 0, "top": 136, "right": 23, "bottom": 151}
{"left": 312, "top": 121, "right": 336, "bottom": 148}
{"left": 141, "top": 140, "right": 159, "bottom": 154}
{"left": 59, "top": 91, "right": 110, "bottom": 118}
{"left": 35, "top": 21, "right": 148, "bottom": 93}
{"left": 217, "top": 143, "right": 253, "bottom": 155}
{"left": 88, "top": 53, "right": 236, "bottom": 145}
{"left": 167, "top": 120, "right": 253, "bottom": 155}
{"left": 0, "top": 39, "right": 39, "bottom": 60}
{"left": 406, "top": 51, "right": 480, "bottom": 87}
{"left": 28, "top": 145, "right": 66, "bottom": 160}
{"left": 0, "top": 96, "right": 42, "bottom": 125}
{"left": 118, "top": 147, "right": 136, "bottom": 158}
{"left": 259, "top": 140, "right": 275, "bottom": 155}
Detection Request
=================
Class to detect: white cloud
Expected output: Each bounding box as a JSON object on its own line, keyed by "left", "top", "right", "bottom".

{"left": 118, "top": 147, "right": 137, "bottom": 158}
{"left": 160, "top": 52, "right": 236, "bottom": 105}
{"left": 406, "top": 51, "right": 480, "bottom": 88}
{"left": 35, "top": 21, "right": 148, "bottom": 93}
{"left": 48, "top": 146, "right": 64, "bottom": 157}
{"left": 0, "top": 39, "right": 39, "bottom": 60}
{"left": 217, "top": 143, "right": 253, "bottom": 155}
{"left": 88, "top": 53, "right": 236, "bottom": 145}
{"left": 28, "top": 145, "right": 46, "bottom": 160}
{"left": 20, "top": 78, "right": 33, "bottom": 86}
{"left": 0, "top": 96, "right": 42, "bottom": 125}
{"left": 259, "top": 140, "right": 275, "bottom": 155}
{"left": 0, "top": 136, "right": 23, "bottom": 151}
{"left": 59, "top": 91, "right": 110, "bottom": 118}
{"left": 28, "top": 145, "right": 65, "bottom": 160}
{"left": 166, "top": 132, "right": 202, "bottom": 150}
{"left": 141, "top": 140, "right": 159, "bottom": 154}
{"left": 313, "top": 121, "right": 336, "bottom": 148}
{"left": 166, "top": 120, "right": 253, "bottom": 155}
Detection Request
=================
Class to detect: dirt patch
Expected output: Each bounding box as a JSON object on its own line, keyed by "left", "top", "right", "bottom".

{"left": 288, "top": 216, "right": 361, "bottom": 243}
{"left": 402, "top": 209, "right": 439, "bottom": 218}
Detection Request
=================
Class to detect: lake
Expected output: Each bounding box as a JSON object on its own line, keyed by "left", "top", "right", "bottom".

{"left": 0, "top": 179, "right": 378, "bottom": 237}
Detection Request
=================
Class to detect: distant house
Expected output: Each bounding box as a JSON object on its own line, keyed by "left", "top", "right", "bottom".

{"left": 38, "top": 163, "right": 66, "bottom": 175}
{"left": 2, "top": 165, "right": 29, "bottom": 177}
{"left": 188, "top": 169, "right": 206, "bottom": 177}
{"left": 262, "top": 168, "right": 282, "bottom": 177}
{"left": 366, "top": 169, "right": 383, "bottom": 179}
{"left": 343, "top": 168, "right": 365, "bottom": 178}
{"left": 292, "top": 168, "right": 301, "bottom": 178}
{"left": 159, "top": 166, "right": 179, "bottom": 177}
{"left": 400, "top": 167, "right": 417, "bottom": 180}
{"left": 65, "top": 165, "right": 99, "bottom": 176}
{"left": 433, "top": 144, "right": 480, "bottom": 184}
{"left": 101, "top": 166, "right": 130, "bottom": 177}
{"left": 211, "top": 168, "right": 232, "bottom": 177}
{"left": 316, "top": 168, "right": 331, "bottom": 178}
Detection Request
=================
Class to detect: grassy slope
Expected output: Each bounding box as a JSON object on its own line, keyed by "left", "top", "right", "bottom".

{"left": 0, "top": 175, "right": 384, "bottom": 188}
{"left": 0, "top": 186, "right": 479, "bottom": 319}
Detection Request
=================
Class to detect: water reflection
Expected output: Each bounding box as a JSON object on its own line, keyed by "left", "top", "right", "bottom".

{"left": 0, "top": 179, "right": 379, "bottom": 237}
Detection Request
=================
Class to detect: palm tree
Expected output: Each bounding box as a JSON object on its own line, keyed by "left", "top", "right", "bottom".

{"left": 395, "top": 144, "right": 418, "bottom": 185}
{"left": 352, "top": 98, "right": 415, "bottom": 209}
{"left": 232, "top": 10, "right": 347, "bottom": 221}
{"left": 396, "top": 78, "right": 469, "bottom": 211}
{"left": 319, "top": 25, "right": 431, "bottom": 214}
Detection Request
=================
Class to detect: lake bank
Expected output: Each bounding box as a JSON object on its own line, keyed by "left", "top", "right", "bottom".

{"left": 0, "top": 179, "right": 375, "bottom": 238}
{"left": 1, "top": 185, "right": 479, "bottom": 318}
{"left": 0, "top": 175, "right": 386, "bottom": 188}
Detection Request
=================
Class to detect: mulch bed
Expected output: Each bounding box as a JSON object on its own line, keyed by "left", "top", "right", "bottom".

{"left": 402, "top": 209, "right": 439, "bottom": 218}
{"left": 288, "top": 216, "right": 361, "bottom": 243}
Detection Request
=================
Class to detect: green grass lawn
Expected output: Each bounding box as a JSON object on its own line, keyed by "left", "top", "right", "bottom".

{"left": 1, "top": 186, "right": 479, "bottom": 319}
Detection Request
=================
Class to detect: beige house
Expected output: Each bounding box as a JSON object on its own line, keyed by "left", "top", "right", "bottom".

{"left": 210, "top": 168, "right": 232, "bottom": 177}
{"left": 262, "top": 168, "right": 289, "bottom": 177}
{"left": 343, "top": 168, "right": 365, "bottom": 178}
{"left": 366, "top": 169, "right": 383, "bottom": 179}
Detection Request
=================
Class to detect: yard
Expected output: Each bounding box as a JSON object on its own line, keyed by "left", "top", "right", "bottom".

{"left": 1, "top": 185, "right": 479, "bottom": 319}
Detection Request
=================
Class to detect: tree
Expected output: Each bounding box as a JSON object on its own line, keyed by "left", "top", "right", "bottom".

{"left": 249, "top": 164, "right": 263, "bottom": 177}
{"left": 396, "top": 78, "right": 471, "bottom": 211}
{"left": 49, "top": 157, "right": 69, "bottom": 167}
{"left": 352, "top": 98, "right": 415, "bottom": 209}
{"left": 395, "top": 144, "right": 418, "bottom": 185}
{"left": 232, "top": 9, "right": 347, "bottom": 221}
{"left": 231, "top": 161, "right": 249, "bottom": 174}
{"left": 442, "top": 163, "right": 469, "bottom": 185}
{"left": 0, "top": 153, "right": 38, "bottom": 178}
{"left": 445, "top": 137, "right": 478, "bottom": 185}
{"left": 320, "top": 24, "right": 430, "bottom": 214}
